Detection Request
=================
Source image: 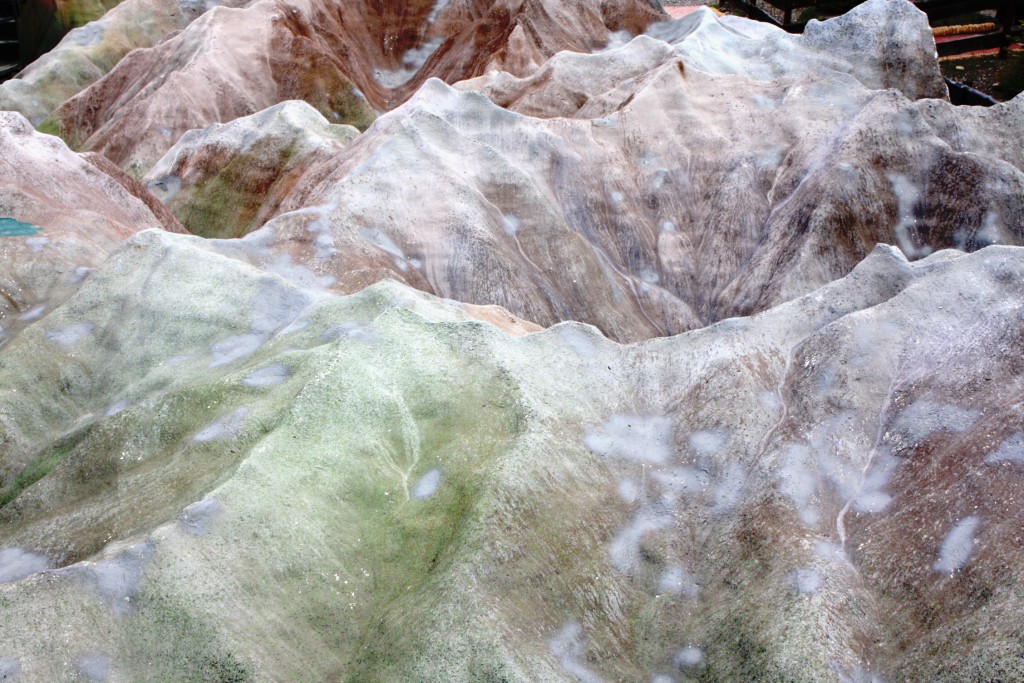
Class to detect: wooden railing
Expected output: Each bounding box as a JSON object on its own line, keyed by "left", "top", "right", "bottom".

{"left": 713, "top": 0, "right": 1020, "bottom": 105}
{"left": 719, "top": 0, "right": 1020, "bottom": 58}
{"left": 0, "top": 0, "right": 19, "bottom": 81}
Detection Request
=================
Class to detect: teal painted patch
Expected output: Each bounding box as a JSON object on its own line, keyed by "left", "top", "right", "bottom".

{"left": 0, "top": 218, "right": 42, "bottom": 237}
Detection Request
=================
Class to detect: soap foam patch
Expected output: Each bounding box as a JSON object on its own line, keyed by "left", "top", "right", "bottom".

{"left": 243, "top": 364, "right": 289, "bottom": 388}
{"left": 46, "top": 322, "right": 94, "bottom": 347}
{"left": 74, "top": 652, "right": 110, "bottom": 681}
{"left": 194, "top": 407, "right": 249, "bottom": 443}
{"left": 985, "top": 433, "right": 1024, "bottom": 464}
{"left": 179, "top": 497, "right": 225, "bottom": 536}
{"left": 584, "top": 414, "right": 674, "bottom": 464}
{"left": 550, "top": 622, "right": 603, "bottom": 683}
{"left": 0, "top": 547, "right": 52, "bottom": 584}
{"left": 412, "top": 469, "right": 442, "bottom": 500}
{"left": 658, "top": 564, "right": 699, "bottom": 598}
{"left": 933, "top": 515, "right": 982, "bottom": 574}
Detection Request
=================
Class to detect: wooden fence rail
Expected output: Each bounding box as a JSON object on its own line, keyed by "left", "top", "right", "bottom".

{"left": 721, "top": 0, "right": 1020, "bottom": 59}
{"left": 0, "top": 0, "right": 18, "bottom": 81}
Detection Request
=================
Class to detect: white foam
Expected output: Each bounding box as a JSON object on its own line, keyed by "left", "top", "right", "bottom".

{"left": 652, "top": 169, "right": 669, "bottom": 190}
{"left": 759, "top": 391, "right": 783, "bottom": 412}
{"left": 251, "top": 279, "right": 310, "bottom": 335}
{"left": 313, "top": 232, "right": 337, "bottom": 259}
{"left": 178, "top": 497, "right": 225, "bottom": 536}
{"left": 243, "top": 364, "right": 289, "bottom": 388}
{"left": 502, "top": 214, "right": 521, "bottom": 236}
{"left": 852, "top": 490, "right": 891, "bottom": 513}
{"left": 558, "top": 325, "right": 598, "bottom": 358}
{"left": 303, "top": 207, "right": 339, "bottom": 259}
{"left": 266, "top": 254, "right": 336, "bottom": 289}
{"left": 279, "top": 319, "right": 310, "bottom": 335}
{"left": 45, "top": 322, "right": 94, "bottom": 347}
{"left": 17, "top": 305, "right": 45, "bottom": 322}
{"left": 209, "top": 334, "right": 263, "bottom": 367}
{"left": 323, "top": 321, "right": 379, "bottom": 345}
{"left": 68, "top": 266, "right": 92, "bottom": 282}
{"left": 412, "top": 469, "right": 442, "bottom": 500}
{"left": 427, "top": 0, "right": 450, "bottom": 22}
{"left": 25, "top": 236, "right": 48, "bottom": 253}
{"left": 609, "top": 510, "right": 672, "bottom": 572}
{"left": 985, "top": 433, "right": 1024, "bottom": 464}
{"left": 976, "top": 210, "right": 1003, "bottom": 246}
{"left": 549, "top": 623, "right": 603, "bottom": 683}
{"left": 886, "top": 173, "right": 930, "bottom": 259}
{"left": 80, "top": 542, "right": 152, "bottom": 616}
{"left": 658, "top": 564, "right": 699, "bottom": 598}
{"left": 74, "top": 652, "right": 110, "bottom": 681}
{"left": 832, "top": 662, "right": 887, "bottom": 683}
{"left": 688, "top": 430, "right": 727, "bottom": 456}
{"left": 892, "top": 400, "right": 979, "bottom": 444}
{"left": 584, "top": 414, "right": 674, "bottom": 464}
{"left": 813, "top": 540, "right": 854, "bottom": 569}
{"left": 852, "top": 450, "right": 899, "bottom": 514}
{"left": 600, "top": 30, "right": 633, "bottom": 52}
{"left": 791, "top": 567, "right": 823, "bottom": 593}
{"left": 104, "top": 401, "right": 129, "bottom": 417}
{"left": 618, "top": 478, "right": 640, "bottom": 503}
{"left": 710, "top": 462, "right": 746, "bottom": 514}
{"left": 653, "top": 467, "right": 709, "bottom": 497}
{"left": 67, "top": 19, "right": 104, "bottom": 46}
{"left": 673, "top": 646, "right": 704, "bottom": 669}
{"left": 639, "top": 268, "right": 660, "bottom": 285}
{"left": 194, "top": 407, "right": 249, "bottom": 443}
{"left": 0, "top": 547, "right": 51, "bottom": 584}
{"left": 374, "top": 36, "right": 443, "bottom": 87}
{"left": 806, "top": 412, "right": 862, "bottom": 500}
{"left": 933, "top": 515, "right": 981, "bottom": 574}
{"left": 759, "top": 146, "right": 786, "bottom": 170}
{"left": 146, "top": 174, "right": 182, "bottom": 204}
{"left": 777, "top": 443, "right": 819, "bottom": 525}
{"left": 0, "top": 657, "right": 20, "bottom": 679}
{"left": 361, "top": 227, "right": 405, "bottom": 258}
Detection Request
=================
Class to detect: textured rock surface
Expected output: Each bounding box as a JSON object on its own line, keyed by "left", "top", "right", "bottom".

{"left": 143, "top": 100, "right": 359, "bottom": 238}
{"left": 42, "top": 0, "right": 663, "bottom": 177}
{"left": 41, "top": 0, "right": 377, "bottom": 177}
{"left": 2, "top": 0, "right": 1024, "bottom": 680}
{"left": 0, "top": 0, "right": 249, "bottom": 126}
{"left": 0, "top": 232, "right": 1022, "bottom": 682}
{"left": 0, "top": 112, "right": 183, "bottom": 337}
{"left": 223, "top": 6, "right": 1021, "bottom": 341}
{"left": 12, "top": 0, "right": 126, "bottom": 77}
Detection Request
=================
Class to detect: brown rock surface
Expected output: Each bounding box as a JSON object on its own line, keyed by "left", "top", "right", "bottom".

{"left": 0, "top": 112, "right": 184, "bottom": 338}
{"left": 45, "top": 0, "right": 665, "bottom": 177}
{"left": 142, "top": 100, "right": 360, "bottom": 238}
{"left": 0, "top": 0, "right": 251, "bottom": 125}
{"left": 204, "top": 9, "right": 1019, "bottom": 341}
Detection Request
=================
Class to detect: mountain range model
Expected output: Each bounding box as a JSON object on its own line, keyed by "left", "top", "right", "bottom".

{"left": 1, "top": 0, "right": 1022, "bottom": 681}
